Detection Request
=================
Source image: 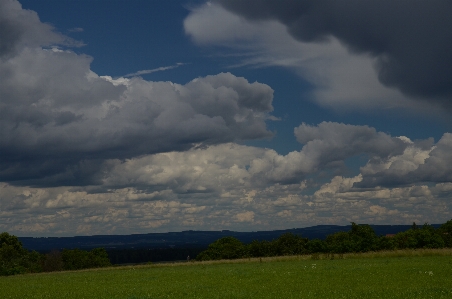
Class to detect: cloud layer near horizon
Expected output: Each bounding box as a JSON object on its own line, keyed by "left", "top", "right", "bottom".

{"left": 2, "top": 131, "right": 452, "bottom": 236}
{"left": 1, "top": 0, "right": 452, "bottom": 236}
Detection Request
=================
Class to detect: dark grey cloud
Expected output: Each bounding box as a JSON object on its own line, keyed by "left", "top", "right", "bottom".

{"left": 295, "top": 122, "right": 406, "bottom": 165}
{"left": 0, "top": 0, "right": 75, "bottom": 58}
{"left": 218, "top": 0, "right": 452, "bottom": 105}
{"left": 0, "top": 1, "right": 275, "bottom": 187}
{"left": 0, "top": 69, "right": 274, "bottom": 187}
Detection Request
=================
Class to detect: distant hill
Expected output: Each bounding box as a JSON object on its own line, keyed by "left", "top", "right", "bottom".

{"left": 19, "top": 224, "right": 441, "bottom": 252}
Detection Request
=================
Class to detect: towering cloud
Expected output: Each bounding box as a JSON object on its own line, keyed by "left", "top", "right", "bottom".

{"left": 0, "top": 1, "right": 275, "bottom": 187}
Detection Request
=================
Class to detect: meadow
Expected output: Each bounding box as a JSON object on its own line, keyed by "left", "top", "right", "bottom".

{"left": 1, "top": 249, "right": 452, "bottom": 299}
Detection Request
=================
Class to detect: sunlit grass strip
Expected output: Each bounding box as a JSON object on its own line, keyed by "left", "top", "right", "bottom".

{"left": 150, "top": 247, "right": 452, "bottom": 265}
{"left": 18, "top": 248, "right": 452, "bottom": 273}
{"left": 93, "top": 247, "right": 452, "bottom": 269}
{"left": 1, "top": 251, "right": 452, "bottom": 298}
{"left": 310, "top": 247, "right": 452, "bottom": 260}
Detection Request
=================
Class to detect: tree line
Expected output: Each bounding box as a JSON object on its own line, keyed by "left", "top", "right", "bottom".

{"left": 195, "top": 220, "right": 452, "bottom": 261}
{"left": 0, "top": 232, "right": 111, "bottom": 276}
{"left": 2, "top": 219, "right": 452, "bottom": 275}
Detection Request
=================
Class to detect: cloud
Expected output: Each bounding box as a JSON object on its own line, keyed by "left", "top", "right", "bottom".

{"left": 1, "top": 116, "right": 452, "bottom": 236}
{"left": 217, "top": 0, "right": 452, "bottom": 106}
{"left": 244, "top": 122, "right": 407, "bottom": 184}
{"left": 1, "top": 67, "right": 275, "bottom": 186}
{"left": 0, "top": 1, "right": 275, "bottom": 187}
{"left": 3, "top": 137, "right": 452, "bottom": 236}
{"left": 122, "top": 63, "right": 186, "bottom": 78}
{"left": 234, "top": 211, "right": 254, "bottom": 223}
{"left": 294, "top": 121, "right": 406, "bottom": 164}
{"left": 415, "top": 134, "right": 452, "bottom": 182}
{"left": 102, "top": 143, "right": 262, "bottom": 194}
{"left": 103, "top": 122, "right": 408, "bottom": 190}
{"left": 68, "top": 27, "right": 83, "bottom": 33}
{"left": 0, "top": 0, "right": 79, "bottom": 58}
{"left": 184, "top": 2, "right": 422, "bottom": 112}
{"left": 2, "top": 0, "right": 452, "bottom": 236}
{"left": 356, "top": 133, "right": 452, "bottom": 188}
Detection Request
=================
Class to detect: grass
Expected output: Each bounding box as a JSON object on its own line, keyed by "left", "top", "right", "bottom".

{"left": 1, "top": 249, "right": 452, "bottom": 298}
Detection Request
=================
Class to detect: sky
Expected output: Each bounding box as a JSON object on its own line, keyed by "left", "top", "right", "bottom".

{"left": 1, "top": 0, "right": 452, "bottom": 237}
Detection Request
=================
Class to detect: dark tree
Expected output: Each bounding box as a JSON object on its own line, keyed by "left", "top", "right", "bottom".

{"left": 0, "top": 232, "right": 41, "bottom": 275}
{"left": 196, "top": 237, "right": 245, "bottom": 260}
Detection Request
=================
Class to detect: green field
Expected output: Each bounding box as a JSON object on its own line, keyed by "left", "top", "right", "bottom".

{"left": 1, "top": 251, "right": 452, "bottom": 298}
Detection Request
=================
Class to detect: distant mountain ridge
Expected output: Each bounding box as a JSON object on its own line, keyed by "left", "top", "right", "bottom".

{"left": 18, "top": 224, "right": 441, "bottom": 252}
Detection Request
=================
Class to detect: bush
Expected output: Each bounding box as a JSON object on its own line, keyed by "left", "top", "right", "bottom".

{"left": 272, "top": 233, "right": 308, "bottom": 256}
{"left": 326, "top": 231, "right": 352, "bottom": 253}
{"left": 62, "top": 248, "right": 111, "bottom": 270}
{"left": 438, "top": 220, "right": 452, "bottom": 247}
{"left": 248, "top": 240, "right": 271, "bottom": 257}
{"left": 325, "top": 223, "right": 379, "bottom": 253}
{"left": 306, "top": 239, "right": 327, "bottom": 254}
{"left": 377, "top": 236, "right": 396, "bottom": 251}
{"left": 196, "top": 237, "right": 245, "bottom": 261}
{"left": 393, "top": 224, "right": 444, "bottom": 249}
